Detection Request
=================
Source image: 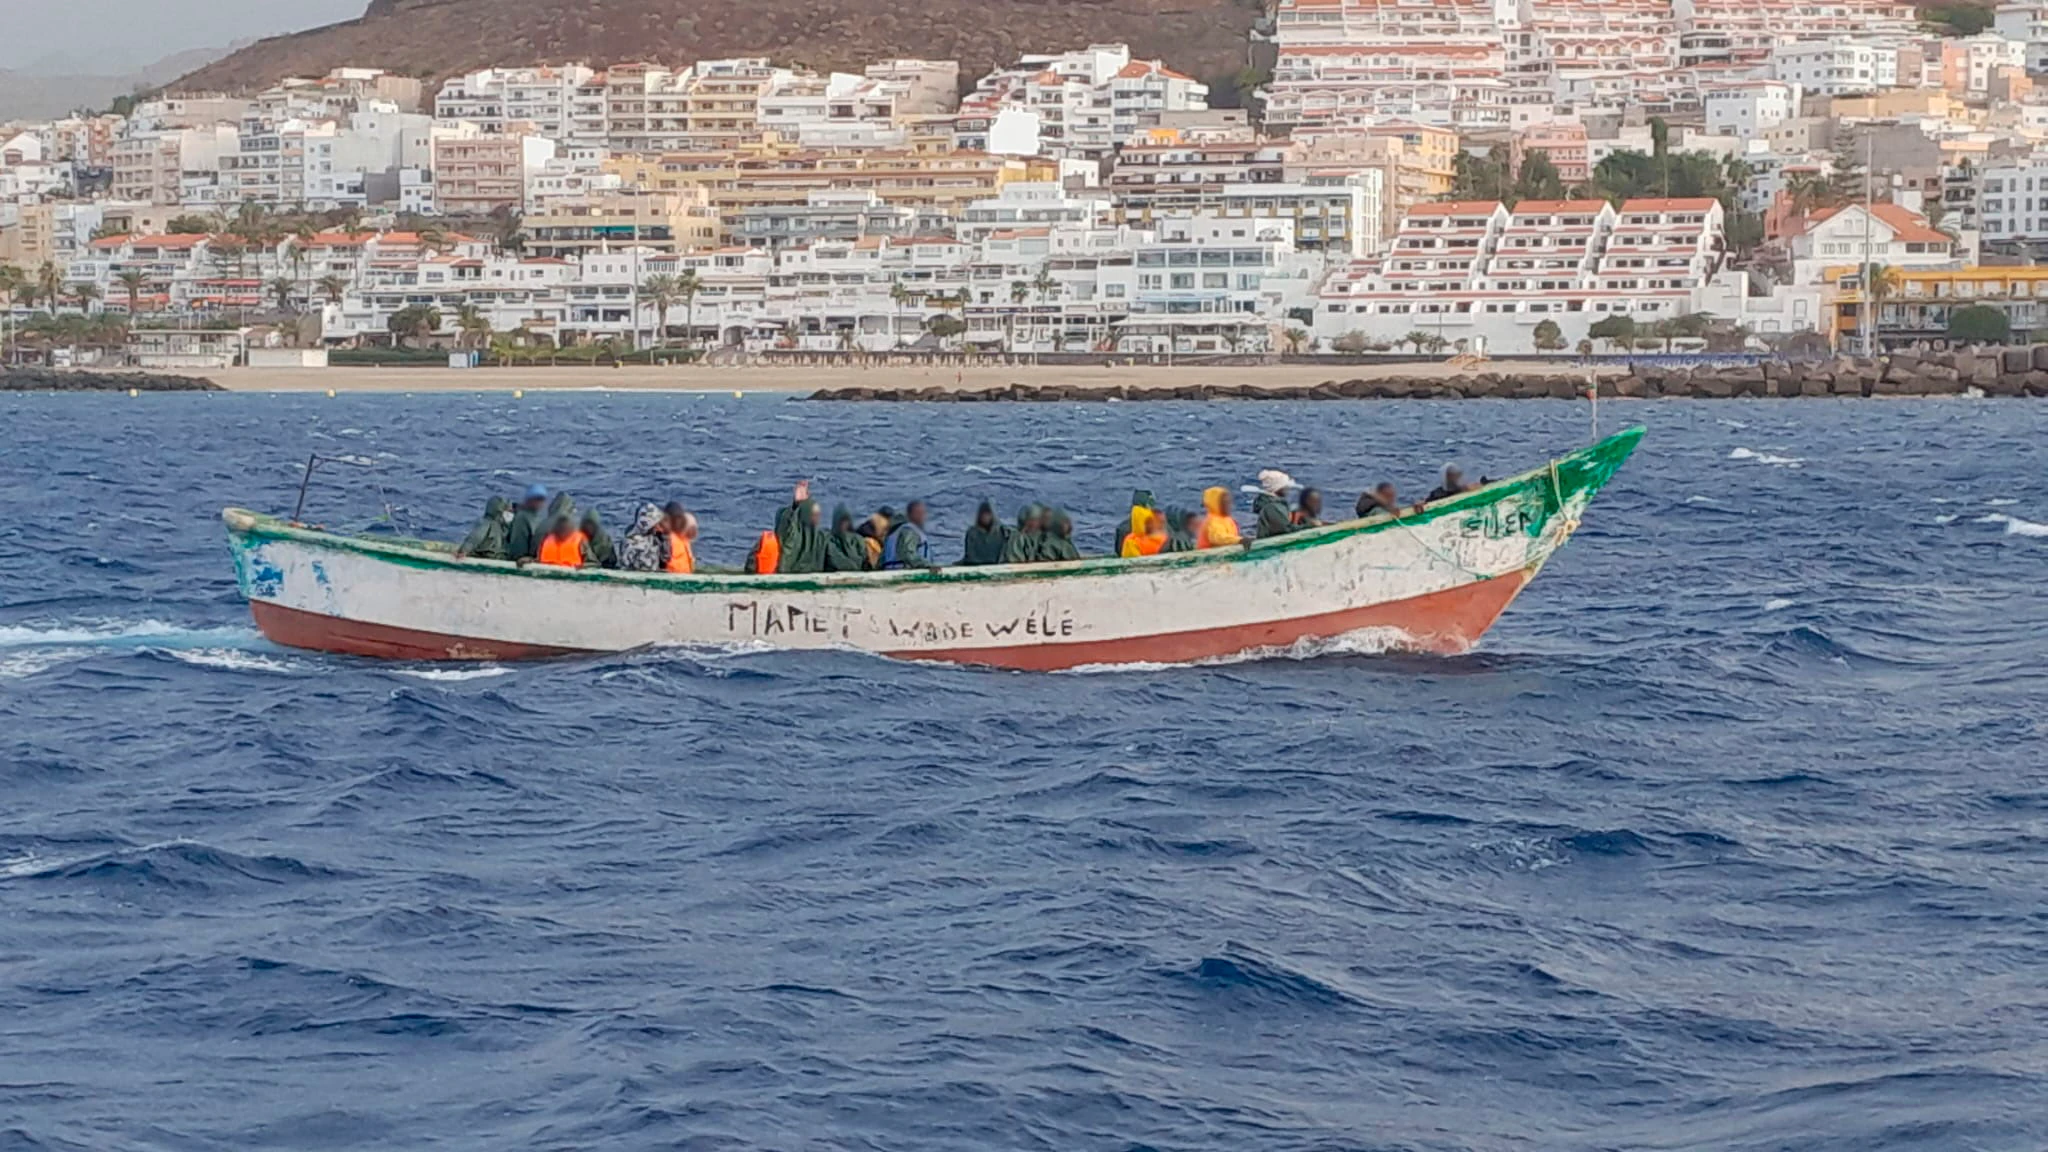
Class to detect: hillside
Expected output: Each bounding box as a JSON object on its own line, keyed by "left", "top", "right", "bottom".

{"left": 174, "top": 0, "right": 1264, "bottom": 96}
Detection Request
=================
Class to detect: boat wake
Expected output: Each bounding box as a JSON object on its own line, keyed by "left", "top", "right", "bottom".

{"left": 1062, "top": 627, "right": 1417, "bottom": 674}
{"left": 1977, "top": 513, "right": 2048, "bottom": 538}
{"left": 0, "top": 619, "right": 272, "bottom": 680}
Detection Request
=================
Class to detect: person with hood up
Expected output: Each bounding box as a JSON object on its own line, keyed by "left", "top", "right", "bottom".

{"left": 1291, "top": 488, "right": 1326, "bottom": 530}
{"left": 580, "top": 509, "right": 616, "bottom": 569}
{"left": 1001, "top": 504, "right": 1046, "bottom": 564}
{"left": 960, "top": 500, "right": 1008, "bottom": 566}
{"left": 1163, "top": 507, "right": 1200, "bottom": 553}
{"left": 884, "top": 500, "right": 938, "bottom": 569}
{"left": 1041, "top": 509, "right": 1082, "bottom": 562}
{"left": 506, "top": 484, "right": 550, "bottom": 561}
{"left": 1251, "top": 470, "right": 1299, "bottom": 539}
{"left": 617, "top": 503, "right": 670, "bottom": 572}
{"left": 1126, "top": 489, "right": 1156, "bottom": 547}
{"left": 1120, "top": 507, "right": 1168, "bottom": 557}
{"left": 825, "top": 505, "right": 871, "bottom": 572}
{"left": 774, "top": 481, "right": 828, "bottom": 574}
{"left": 1195, "top": 487, "right": 1243, "bottom": 549}
{"left": 457, "top": 496, "right": 512, "bottom": 560}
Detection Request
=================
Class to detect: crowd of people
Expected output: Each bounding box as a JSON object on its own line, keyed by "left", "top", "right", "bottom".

{"left": 452, "top": 466, "right": 1484, "bottom": 574}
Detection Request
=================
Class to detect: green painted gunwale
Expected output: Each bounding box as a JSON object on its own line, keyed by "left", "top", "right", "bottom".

{"left": 225, "top": 426, "right": 1643, "bottom": 595}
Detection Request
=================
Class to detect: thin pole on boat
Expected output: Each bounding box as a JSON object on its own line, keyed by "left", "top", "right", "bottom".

{"left": 292, "top": 453, "right": 319, "bottom": 523}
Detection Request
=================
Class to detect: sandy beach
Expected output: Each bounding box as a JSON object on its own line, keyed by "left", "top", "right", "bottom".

{"left": 210, "top": 359, "right": 1610, "bottom": 394}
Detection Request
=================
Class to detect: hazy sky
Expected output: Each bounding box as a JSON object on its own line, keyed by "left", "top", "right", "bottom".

{"left": 1, "top": 0, "right": 365, "bottom": 73}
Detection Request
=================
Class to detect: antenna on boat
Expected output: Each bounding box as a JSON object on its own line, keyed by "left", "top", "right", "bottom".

{"left": 290, "top": 452, "right": 382, "bottom": 525}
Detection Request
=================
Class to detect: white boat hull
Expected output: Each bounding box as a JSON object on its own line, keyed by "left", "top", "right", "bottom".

{"left": 225, "top": 429, "right": 1640, "bottom": 670}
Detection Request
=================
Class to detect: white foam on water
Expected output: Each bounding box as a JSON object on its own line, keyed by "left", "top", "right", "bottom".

{"left": 1728, "top": 447, "right": 1804, "bottom": 468}
{"left": 962, "top": 464, "right": 994, "bottom": 474}
{"left": 1987, "top": 498, "right": 2020, "bottom": 507}
{"left": 1981, "top": 513, "right": 2048, "bottom": 537}
{"left": 1716, "top": 418, "right": 1748, "bottom": 429}
{"left": 1764, "top": 598, "right": 1796, "bottom": 612}
{"left": 1060, "top": 627, "right": 1415, "bottom": 675}
{"left": 392, "top": 666, "right": 511, "bottom": 682}
{"left": 1934, "top": 514, "right": 1959, "bottom": 525}
{"left": 0, "top": 619, "right": 256, "bottom": 650}
{"left": 159, "top": 648, "right": 305, "bottom": 674}
{"left": 1683, "top": 495, "right": 1718, "bottom": 504}
{"left": 0, "top": 649, "right": 91, "bottom": 680}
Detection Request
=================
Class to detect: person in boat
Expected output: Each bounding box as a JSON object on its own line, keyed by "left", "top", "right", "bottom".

{"left": 1252, "top": 470, "right": 1299, "bottom": 539}
{"left": 457, "top": 496, "right": 512, "bottom": 560}
{"left": 884, "top": 500, "right": 939, "bottom": 569}
{"left": 1292, "top": 488, "right": 1325, "bottom": 530}
{"left": 1426, "top": 466, "right": 1475, "bottom": 503}
{"left": 774, "top": 482, "right": 828, "bottom": 574}
{"left": 580, "top": 509, "right": 617, "bottom": 570}
{"left": 1357, "top": 482, "right": 1423, "bottom": 519}
{"left": 1001, "top": 504, "right": 1046, "bottom": 564}
{"left": 534, "top": 513, "right": 591, "bottom": 568}
{"left": 617, "top": 502, "right": 669, "bottom": 572}
{"left": 1163, "top": 507, "right": 1199, "bottom": 553}
{"left": 1195, "top": 487, "right": 1243, "bottom": 549}
{"left": 665, "top": 507, "right": 698, "bottom": 575}
{"left": 1120, "top": 507, "right": 1168, "bottom": 557}
{"left": 1127, "top": 489, "right": 1157, "bottom": 549}
{"left": 855, "top": 517, "right": 886, "bottom": 569}
{"left": 1041, "top": 509, "right": 1082, "bottom": 562}
{"left": 825, "top": 505, "right": 870, "bottom": 572}
{"left": 506, "top": 484, "right": 550, "bottom": 561}
{"left": 961, "top": 500, "right": 1008, "bottom": 566}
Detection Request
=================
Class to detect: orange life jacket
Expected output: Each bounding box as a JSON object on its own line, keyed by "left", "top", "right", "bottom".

{"left": 1120, "top": 531, "right": 1166, "bottom": 557}
{"left": 665, "top": 531, "right": 695, "bottom": 574}
{"left": 536, "top": 530, "right": 586, "bottom": 568}
{"left": 752, "top": 530, "right": 781, "bottom": 574}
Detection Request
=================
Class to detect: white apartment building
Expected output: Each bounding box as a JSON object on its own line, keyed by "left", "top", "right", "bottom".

{"left": 1956, "top": 33, "right": 2028, "bottom": 93}
{"left": 435, "top": 65, "right": 598, "bottom": 140}
{"left": 1995, "top": 1, "right": 2048, "bottom": 70}
{"left": 1313, "top": 196, "right": 1733, "bottom": 352}
{"left": 1266, "top": 0, "right": 1509, "bottom": 131}
{"left": 1507, "top": 0, "right": 1679, "bottom": 107}
{"left": 1768, "top": 41, "right": 1898, "bottom": 96}
{"left": 1677, "top": 0, "right": 1918, "bottom": 67}
{"left": 1971, "top": 158, "right": 2048, "bottom": 244}
{"left": 1117, "top": 214, "right": 1325, "bottom": 353}
{"left": 965, "top": 45, "right": 1208, "bottom": 160}
{"left": 110, "top": 126, "right": 240, "bottom": 206}
{"left": 1784, "top": 203, "right": 1960, "bottom": 282}
{"left": 956, "top": 183, "right": 1112, "bottom": 242}
{"left": 1703, "top": 80, "right": 1799, "bottom": 140}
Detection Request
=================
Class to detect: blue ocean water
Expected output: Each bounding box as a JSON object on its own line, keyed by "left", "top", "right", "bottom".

{"left": 2, "top": 392, "right": 2045, "bottom": 1151}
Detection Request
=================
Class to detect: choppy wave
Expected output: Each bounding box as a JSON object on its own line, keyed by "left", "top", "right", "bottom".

{"left": 4, "top": 394, "right": 2047, "bottom": 1152}
{"left": 1728, "top": 446, "right": 1805, "bottom": 467}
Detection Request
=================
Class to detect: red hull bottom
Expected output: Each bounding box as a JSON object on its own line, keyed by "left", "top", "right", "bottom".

{"left": 248, "top": 569, "right": 1532, "bottom": 670}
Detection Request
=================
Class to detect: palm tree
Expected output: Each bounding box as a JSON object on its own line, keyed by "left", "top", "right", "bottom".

{"left": 674, "top": 268, "right": 701, "bottom": 351}
{"left": 35, "top": 261, "right": 62, "bottom": 313}
{"left": 489, "top": 208, "right": 525, "bottom": 256}
{"left": 418, "top": 224, "right": 449, "bottom": 253}
{"left": 316, "top": 274, "right": 350, "bottom": 308}
{"left": 269, "top": 277, "right": 297, "bottom": 315}
{"left": 68, "top": 283, "right": 100, "bottom": 314}
{"left": 1282, "top": 326, "right": 1309, "bottom": 355}
{"left": 1859, "top": 262, "right": 1902, "bottom": 351}
{"left": 114, "top": 269, "right": 149, "bottom": 317}
{"left": 638, "top": 273, "right": 678, "bottom": 348}
{"left": 889, "top": 279, "right": 919, "bottom": 348}
{"left": 455, "top": 303, "right": 492, "bottom": 350}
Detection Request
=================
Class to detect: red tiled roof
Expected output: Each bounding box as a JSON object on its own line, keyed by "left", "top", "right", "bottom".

{"left": 1511, "top": 199, "right": 1608, "bottom": 214}
{"left": 1408, "top": 201, "right": 1504, "bottom": 216}
{"left": 1619, "top": 197, "right": 1719, "bottom": 212}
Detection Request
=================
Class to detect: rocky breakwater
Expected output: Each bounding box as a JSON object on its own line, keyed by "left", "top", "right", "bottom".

{"left": 0, "top": 369, "right": 222, "bottom": 392}
{"left": 808, "top": 351, "right": 2048, "bottom": 401}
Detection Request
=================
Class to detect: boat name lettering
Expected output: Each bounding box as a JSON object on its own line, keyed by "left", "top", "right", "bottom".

{"left": 1461, "top": 499, "right": 1541, "bottom": 540}
{"left": 726, "top": 600, "right": 834, "bottom": 637}
{"left": 885, "top": 610, "right": 1076, "bottom": 644}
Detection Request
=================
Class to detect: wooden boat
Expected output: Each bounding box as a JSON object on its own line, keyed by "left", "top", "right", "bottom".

{"left": 223, "top": 426, "right": 1642, "bottom": 671}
